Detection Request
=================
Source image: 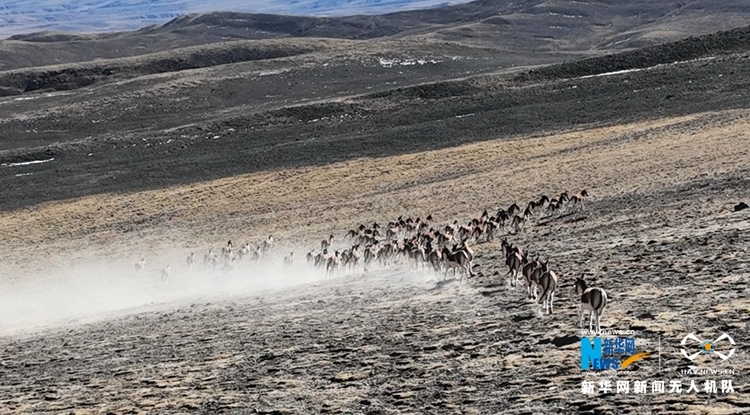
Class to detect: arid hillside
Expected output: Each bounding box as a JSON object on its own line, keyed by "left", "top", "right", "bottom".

{"left": 1, "top": 107, "right": 748, "bottom": 414}
{"left": 0, "top": 4, "right": 749, "bottom": 414}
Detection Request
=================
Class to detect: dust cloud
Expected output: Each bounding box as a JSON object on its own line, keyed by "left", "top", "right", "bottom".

{"left": 0, "top": 248, "right": 327, "bottom": 336}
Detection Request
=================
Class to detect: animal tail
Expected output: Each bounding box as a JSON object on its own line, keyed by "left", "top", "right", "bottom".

{"left": 538, "top": 280, "right": 551, "bottom": 304}
{"left": 591, "top": 288, "right": 604, "bottom": 314}
{"left": 596, "top": 289, "right": 608, "bottom": 315}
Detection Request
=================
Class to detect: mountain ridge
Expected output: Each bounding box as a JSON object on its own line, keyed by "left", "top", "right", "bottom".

{"left": 0, "top": 0, "right": 472, "bottom": 39}
{"left": 2, "top": 0, "right": 749, "bottom": 74}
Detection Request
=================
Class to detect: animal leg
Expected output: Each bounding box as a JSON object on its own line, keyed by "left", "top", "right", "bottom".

{"left": 579, "top": 308, "right": 585, "bottom": 328}
{"left": 550, "top": 292, "right": 555, "bottom": 313}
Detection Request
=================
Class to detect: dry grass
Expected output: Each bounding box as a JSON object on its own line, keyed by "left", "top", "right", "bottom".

{"left": 1, "top": 108, "right": 749, "bottom": 273}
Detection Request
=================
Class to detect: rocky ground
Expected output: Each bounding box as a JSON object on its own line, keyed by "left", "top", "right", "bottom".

{"left": 1, "top": 107, "right": 749, "bottom": 413}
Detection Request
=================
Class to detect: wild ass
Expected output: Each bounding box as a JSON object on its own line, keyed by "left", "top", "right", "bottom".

{"left": 536, "top": 261, "right": 558, "bottom": 314}
{"left": 283, "top": 252, "right": 294, "bottom": 268}
{"left": 260, "top": 236, "right": 274, "bottom": 254}
{"left": 505, "top": 250, "right": 523, "bottom": 287}
{"left": 321, "top": 234, "right": 334, "bottom": 251}
{"left": 186, "top": 253, "right": 195, "bottom": 269}
{"left": 161, "top": 265, "right": 171, "bottom": 285}
{"left": 441, "top": 246, "right": 473, "bottom": 281}
{"left": 507, "top": 203, "right": 521, "bottom": 217}
{"left": 135, "top": 258, "right": 146, "bottom": 273}
{"left": 570, "top": 189, "right": 589, "bottom": 211}
{"left": 511, "top": 210, "right": 529, "bottom": 233}
{"left": 326, "top": 251, "right": 341, "bottom": 278}
{"left": 575, "top": 277, "right": 608, "bottom": 334}
{"left": 522, "top": 255, "right": 542, "bottom": 299}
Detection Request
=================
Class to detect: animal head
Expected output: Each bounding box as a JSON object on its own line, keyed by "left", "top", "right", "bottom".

{"left": 574, "top": 277, "right": 588, "bottom": 294}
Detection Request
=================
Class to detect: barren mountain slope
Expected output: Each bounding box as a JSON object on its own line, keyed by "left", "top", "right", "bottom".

{"left": 2, "top": 27, "right": 750, "bottom": 212}
{"left": 2, "top": 0, "right": 750, "bottom": 70}
{"left": 1, "top": 108, "right": 748, "bottom": 413}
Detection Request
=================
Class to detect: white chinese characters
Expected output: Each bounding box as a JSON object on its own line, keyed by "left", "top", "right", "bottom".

{"left": 581, "top": 379, "right": 734, "bottom": 395}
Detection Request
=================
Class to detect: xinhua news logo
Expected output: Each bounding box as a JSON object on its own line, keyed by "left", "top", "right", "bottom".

{"left": 581, "top": 336, "right": 651, "bottom": 370}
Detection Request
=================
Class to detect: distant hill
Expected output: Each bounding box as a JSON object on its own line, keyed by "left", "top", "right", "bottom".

{"left": 0, "top": 0, "right": 470, "bottom": 39}
{"left": 1, "top": 1, "right": 749, "bottom": 72}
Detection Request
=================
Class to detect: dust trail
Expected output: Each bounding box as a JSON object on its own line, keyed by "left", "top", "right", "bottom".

{"left": 0, "top": 249, "right": 330, "bottom": 336}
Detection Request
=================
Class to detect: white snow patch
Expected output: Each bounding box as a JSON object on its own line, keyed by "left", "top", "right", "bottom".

{"left": 378, "top": 58, "right": 441, "bottom": 68}
{"left": 576, "top": 57, "right": 717, "bottom": 80}
{"left": 579, "top": 68, "right": 644, "bottom": 79}
{"left": 547, "top": 12, "right": 581, "bottom": 18}
{"left": 43, "top": 91, "right": 77, "bottom": 98}
{"left": 258, "top": 68, "right": 291, "bottom": 76}
{"left": 1, "top": 157, "right": 55, "bottom": 167}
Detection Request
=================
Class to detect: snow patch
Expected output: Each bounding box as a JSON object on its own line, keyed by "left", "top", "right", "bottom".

{"left": 576, "top": 57, "right": 717, "bottom": 80}
{"left": 258, "top": 68, "right": 291, "bottom": 76}
{"left": 378, "top": 58, "right": 441, "bottom": 68}
{"left": 1, "top": 157, "right": 55, "bottom": 167}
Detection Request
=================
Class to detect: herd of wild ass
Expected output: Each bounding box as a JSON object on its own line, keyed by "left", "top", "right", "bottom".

{"left": 135, "top": 189, "right": 608, "bottom": 333}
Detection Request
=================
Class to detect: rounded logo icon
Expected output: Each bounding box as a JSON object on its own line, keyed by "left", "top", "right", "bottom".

{"left": 681, "top": 333, "right": 735, "bottom": 361}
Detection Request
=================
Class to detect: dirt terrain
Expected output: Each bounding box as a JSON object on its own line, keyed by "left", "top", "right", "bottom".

{"left": 1, "top": 108, "right": 749, "bottom": 413}
{"left": 1, "top": 2, "right": 750, "bottom": 414}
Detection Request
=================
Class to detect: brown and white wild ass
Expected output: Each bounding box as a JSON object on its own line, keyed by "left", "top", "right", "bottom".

{"left": 575, "top": 276, "right": 608, "bottom": 334}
